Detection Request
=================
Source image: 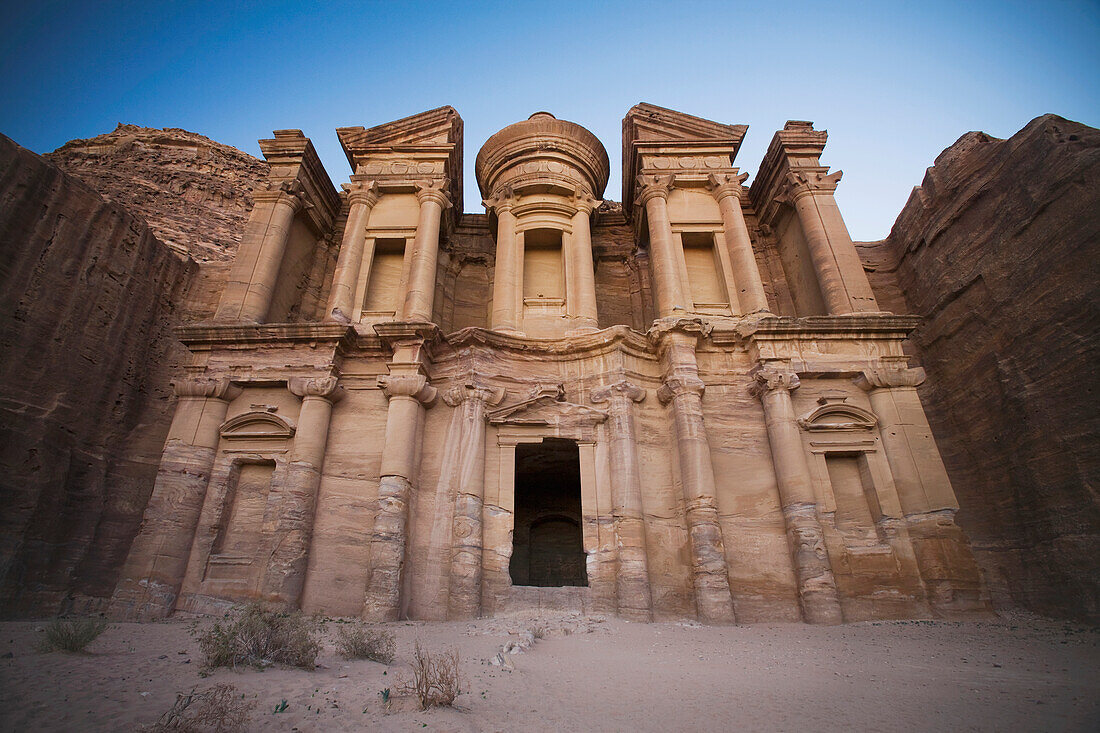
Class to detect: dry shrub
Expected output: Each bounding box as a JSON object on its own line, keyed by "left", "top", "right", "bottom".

{"left": 35, "top": 617, "right": 108, "bottom": 653}
{"left": 333, "top": 624, "right": 396, "bottom": 663}
{"left": 401, "top": 640, "right": 461, "bottom": 709}
{"left": 199, "top": 603, "right": 319, "bottom": 671}
{"left": 142, "top": 684, "right": 255, "bottom": 732}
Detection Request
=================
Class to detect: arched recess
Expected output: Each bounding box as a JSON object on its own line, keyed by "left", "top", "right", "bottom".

{"left": 219, "top": 411, "right": 296, "bottom": 440}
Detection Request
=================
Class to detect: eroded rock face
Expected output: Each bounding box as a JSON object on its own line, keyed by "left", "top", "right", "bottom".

{"left": 861, "top": 114, "right": 1100, "bottom": 622}
{"left": 0, "top": 134, "right": 195, "bottom": 615}
{"left": 47, "top": 124, "right": 268, "bottom": 263}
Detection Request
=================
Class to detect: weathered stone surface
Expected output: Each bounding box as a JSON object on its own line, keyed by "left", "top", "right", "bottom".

{"left": 860, "top": 114, "right": 1100, "bottom": 622}
{"left": 0, "top": 134, "right": 194, "bottom": 615}
{"left": 21, "top": 105, "right": 1087, "bottom": 626}
{"left": 47, "top": 124, "right": 268, "bottom": 263}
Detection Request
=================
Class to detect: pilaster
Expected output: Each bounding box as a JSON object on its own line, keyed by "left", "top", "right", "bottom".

{"left": 636, "top": 174, "right": 688, "bottom": 318}
{"left": 326, "top": 181, "right": 381, "bottom": 322}
{"left": 706, "top": 172, "right": 770, "bottom": 314}
{"left": 402, "top": 180, "right": 452, "bottom": 322}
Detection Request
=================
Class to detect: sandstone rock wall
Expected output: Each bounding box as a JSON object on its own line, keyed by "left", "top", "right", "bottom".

{"left": 47, "top": 124, "right": 269, "bottom": 264}
{"left": 0, "top": 134, "right": 195, "bottom": 615}
{"left": 860, "top": 114, "right": 1100, "bottom": 622}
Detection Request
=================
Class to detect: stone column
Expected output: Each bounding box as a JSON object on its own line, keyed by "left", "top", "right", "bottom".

{"left": 363, "top": 372, "right": 437, "bottom": 621}
{"left": 216, "top": 181, "right": 304, "bottom": 322}
{"left": 261, "top": 376, "right": 344, "bottom": 608}
{"left": 326, "top": 182, "right": 381, "bottom": 322}
{"left": 707, "top": 172, "right": 770, "bottom": 314}
{"left": 855, "top": 366, "right": 986, "bottom": 614}
{"left": 592, "top": 380, "right": 653, "bottom": 621}
{"left": 568, "top": 190, "right": 601, "bottom": 332}
{"left": 109, "top": 378, "right": 241, "bottom": 620}
{"left": 636, "top": 175, "right": 688, "bottom": 317}
{"left": 656, "top": 327, "right": 735, "bottom": 623}
{"left": 402, "top": 180, "right": 451, "bottom": 322}
{"left": 752, "top": 367, "right": 843, "bottom": 624}
{"left": 778, "top": 170, "right": 878, "bottom": 315}
{"left": 486, "top": 187, "right": 521, "bottom": 333}
{"left": 446, "top": 382, "right": 505, "bottom": 620}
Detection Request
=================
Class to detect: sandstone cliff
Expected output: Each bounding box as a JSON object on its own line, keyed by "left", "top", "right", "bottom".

{"left": 47, "top": 124, "right": 268, "bottom": 264}
{"left": 860, "top": 114, "right": 1100, "bottom": 622}
{"left": 0, "top": 134, "right": 195, "bottom": 615}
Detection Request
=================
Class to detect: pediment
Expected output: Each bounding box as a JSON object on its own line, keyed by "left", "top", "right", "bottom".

{"left": 337, "top": 106, "right": 462, "bottom": 163}
{"left": 219, "top": 411, "right": 296, "bottom": 440}
{"left": 625, "top": 103, "right": 748, "bottom": 145}
{"left": 488, "top": 390, "right": 607, "bottom": 427}
{"left": 797, "top": 396, "right": 877, "bottom": 432}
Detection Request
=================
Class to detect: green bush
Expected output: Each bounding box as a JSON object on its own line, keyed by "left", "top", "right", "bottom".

{"left": 35, "top": 617, "right": 108, "bottom": 653}
{"left": 199, "top": 603, "right": 319, "bottom": 671}
{"left": 333, "top": 624, "right": 396, "bottom": 663}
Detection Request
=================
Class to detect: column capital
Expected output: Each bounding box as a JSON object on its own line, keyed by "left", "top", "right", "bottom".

{"left": 482, "top": 185, "right": 516, "bottom": 215}
{"left": 253, "top": 179, "right": 307, "bottom": 211}
{"left": 776, "top": 169, "right": 843, "bottom": 204}
{"left": 378, "top": 373, "right": 438, "bottom": 406}
{"left": 173, "top": 377, "right": 241, "bottom": 401}
{"left": 854, "top": 366, "right": 926, "bottom": 391}
{"left": 415, "top": 179, "right": 453, "bottom": 209}
{"left": 288, "top": 375, "right": 346, "bottom": 403}
{"left": 706, "top": 171, "right": 750, "bottom": 202}
{"left": 572, "top": 187, "right": 602, "bottom": 215}
{"left": 343, "top": 180, "right": 381, "bottom": 208}
{"left": 750, "top": 366, "right": 801, "bottom": 397}
{"left": 591, "top": 380, "right": 646, "bottom": 405}
{"left": 634, "top": 174, "right": 674, "bottom": 207}
{"left": 657, "top": 375, "right": 705, "bottom": 404}
{"left": 443, "top": 380, "right": 506, "bottom": 408}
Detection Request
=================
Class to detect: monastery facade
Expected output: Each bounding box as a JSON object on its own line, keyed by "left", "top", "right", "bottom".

{"left": 109, "top": 104, "right": 988, "bottom": 624}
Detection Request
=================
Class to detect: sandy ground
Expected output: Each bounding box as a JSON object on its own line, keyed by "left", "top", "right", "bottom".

{"left": 0, "top": 610, "right": 1096, "bottom": 732}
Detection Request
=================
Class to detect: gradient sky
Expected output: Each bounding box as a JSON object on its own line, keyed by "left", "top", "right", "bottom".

{"left": 2, "top": 1, "right": 1097, "bottom": 240}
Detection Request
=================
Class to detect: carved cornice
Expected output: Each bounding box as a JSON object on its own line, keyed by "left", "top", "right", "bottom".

{"left": 378, "top": 373, "right": 437, "bottom": 406}
{"left": 854, "top": 366, "right": 927, "bottom": 391}
{"left": 443, "top": 324, "right": 653, "bottom": 361}
{"left": 657, "top": 375, "right": 706, "bottom": 404}
{"left": 750, "top": 367, "right": 801, "bottom": 397}
{"left": 173, "top": 377, "right": 242, "bottom": 401}
{"left": 219, "top": 410, "right": 296, "bottom": 440}
{"left": 591, "top": 380, "right": 646, "bottom": 405}
{"left": 175, "top": 322, "right": 356, "bottom": 350}
{"left": 706, "top": 171, "right": 750, "bottom": 203}
{"left": 288, "top": 376, "right": 345, "bottom": 403}
{"left": 717, "top": 315, "right": 923, "bottom": 344}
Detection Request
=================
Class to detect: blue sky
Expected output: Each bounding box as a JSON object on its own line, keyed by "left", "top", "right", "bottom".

{"left": 2, "top": 1, "right": 1097, "bottom": 239}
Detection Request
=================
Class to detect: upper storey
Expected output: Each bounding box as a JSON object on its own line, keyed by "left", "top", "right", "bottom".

{"left": 211, "top": 104, "right": 882, "bottom": 332}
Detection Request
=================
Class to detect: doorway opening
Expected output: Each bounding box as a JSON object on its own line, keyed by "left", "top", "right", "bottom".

{"left": 509, "top": 438, "right": 587, "bottom": 587}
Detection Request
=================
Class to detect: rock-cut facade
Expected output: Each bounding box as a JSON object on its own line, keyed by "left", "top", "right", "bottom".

{"left": 109, "top": 104, "right": 991, "bottom": 624}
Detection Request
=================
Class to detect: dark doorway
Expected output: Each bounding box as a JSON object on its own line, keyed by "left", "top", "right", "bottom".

{"left": 509, "top": 438, "right": 587, "bottom": 587}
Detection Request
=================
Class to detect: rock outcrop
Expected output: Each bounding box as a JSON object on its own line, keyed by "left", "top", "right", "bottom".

{"left": 0, "top": 134, "right": 195, "bottom": 615}
{"left": 860, "top": 114, "right": 1100, "bottom": 622}
{"left": 47, "top": 124, "right": 268, "bottom": 264}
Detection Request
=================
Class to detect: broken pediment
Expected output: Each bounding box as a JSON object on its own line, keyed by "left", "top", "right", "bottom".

{"left": 622, "top": 102, "right": 748, "bottom": 208}
{"left": 488, "top": 385, "right": 608, "bottom": 427}
{"left": 219, "top": 411, "right": 296, "bottom": 440}
{"left": 336, "top": 106, "right": 462, "bottom": 165}
{"left": 797, "top": 394, "right": 877, "bottom": 432}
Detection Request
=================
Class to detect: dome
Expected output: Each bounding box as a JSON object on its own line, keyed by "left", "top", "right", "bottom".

{"left": 475, "top": 112, "right": 610, "bottom": 199}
